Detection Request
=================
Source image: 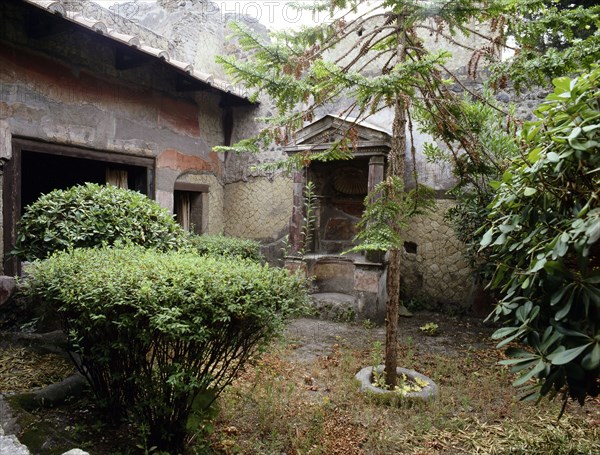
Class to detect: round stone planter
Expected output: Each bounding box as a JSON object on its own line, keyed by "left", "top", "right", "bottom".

{"left": 355, "top": 365, "right": 438, "bottom": 401}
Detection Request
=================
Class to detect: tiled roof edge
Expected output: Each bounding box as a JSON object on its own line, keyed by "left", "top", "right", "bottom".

{"left": 21, "top": 0, "right": 251, "bottom": 102}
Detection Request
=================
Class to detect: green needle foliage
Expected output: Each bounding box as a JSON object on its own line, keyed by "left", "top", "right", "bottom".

{"left": 217, "top": 0, "right": 509, "bottom": 388}
{"left": 482, "top": 67, "right": 600, "bottom": 409}
{"left": 20, "top": 245, "right": 309, "bottom": 452}
{"left": 348, "top": 176, "right": 435, "bottom": 253}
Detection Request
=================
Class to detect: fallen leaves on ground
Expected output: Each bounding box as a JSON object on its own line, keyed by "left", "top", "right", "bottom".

{"left": 0, "top": 346, "right": 73, "bottom": 393}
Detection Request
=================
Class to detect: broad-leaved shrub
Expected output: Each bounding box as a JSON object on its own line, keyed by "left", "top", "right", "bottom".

{"left": 20, "top": 246, "right": 308, "bottom": 451}
{"left": 13, "top": 183, "right": 186, "bottom": 261}
{"left": 482, "top": 67, "right": 600, "bottom": 408}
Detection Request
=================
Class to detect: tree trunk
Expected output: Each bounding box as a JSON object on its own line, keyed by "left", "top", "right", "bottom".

{"left": 385, "top": 247, "right": 401, "bottom": 388}
{"left": 384, "top": 15, "right": 408, "bottom": 389}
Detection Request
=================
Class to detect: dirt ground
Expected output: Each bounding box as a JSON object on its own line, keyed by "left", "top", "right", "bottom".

{"left": 0, "top": 312, "right": 502, "bottom": 454}
{"left": 284, "top": 312, "right": 495, "bottom": 364}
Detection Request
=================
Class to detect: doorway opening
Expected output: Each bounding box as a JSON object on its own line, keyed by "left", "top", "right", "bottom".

{"left": 3, "top": 139, "right": 155, "bottom": 274}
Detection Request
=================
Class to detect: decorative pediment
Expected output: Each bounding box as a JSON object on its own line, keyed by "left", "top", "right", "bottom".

{"left": 283, "top": 115, "right": 391, "bottom": 157}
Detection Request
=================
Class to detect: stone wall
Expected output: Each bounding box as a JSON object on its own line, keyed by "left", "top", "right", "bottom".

{"left": 400, "top": 199, "right": 472, "bottom": 309}
{"left": 224, "top": 175, "right": 292, "bottom": 240}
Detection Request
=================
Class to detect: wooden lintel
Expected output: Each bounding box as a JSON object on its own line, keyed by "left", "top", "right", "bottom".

{"left": 174, "top": 182, "right": 209, "bottom": 193}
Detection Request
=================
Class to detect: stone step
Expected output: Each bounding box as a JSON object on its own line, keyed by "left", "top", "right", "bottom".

{"left": 310, "top": 292, "right": 358, "bottom": 322}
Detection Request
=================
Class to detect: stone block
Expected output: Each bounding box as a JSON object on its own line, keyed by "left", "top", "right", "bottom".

{"left": 0, "top": 434, "right": 29, "bottom": 455}
{"left": 354, "top": 268, "right": 380, "bottom": 293}
{"left": 0, "top": 276, "right": 16, "bottom": 307}
{"left": 311, "top": 292, "right": 357, "bottom": 321}
{"left": 313, "top": 258, "right": 354, "bottom": 294}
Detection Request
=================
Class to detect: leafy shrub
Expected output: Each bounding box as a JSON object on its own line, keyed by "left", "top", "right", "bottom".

{"left": 20, "top": 246, "right": 308, "bottom": 451}
{"left": 482, "top": 68, "right": 600, "bottom": 408}
{"left": 188, "top": 234, "right": 262, "bottom": 261}
{"left": 445, "top": 191, "right": 496, "bottom": 283}
{"left": 12, "top": 183, "right": 186, "bottom": 261}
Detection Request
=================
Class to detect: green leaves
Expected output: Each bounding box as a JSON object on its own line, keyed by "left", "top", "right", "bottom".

{"left": 483, "top": 67, "right": 600, "bottom": 406}
{"left": 480, "top": 227, "right": 494, "bottom": 248}
{"left": 547, "top": 344, "right": 592, "bottom": 366}
{"left": 19, "top": 245, "right": 309, "bottom": 450}
{"left": 582, "top": 343, "right": 600, "bottom": 370}
{"left": 490, "top": 2, "right": 600, "bottom": 91}
{"left": 13, "top": 183, "right": 187, "bottom": 261}
{"left": 187, "top": 234, "right": 262, "bottom": 261}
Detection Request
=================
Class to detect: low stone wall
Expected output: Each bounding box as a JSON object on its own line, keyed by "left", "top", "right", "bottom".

{"left": 400, "top": 199, "right": 473, "bottom": 309}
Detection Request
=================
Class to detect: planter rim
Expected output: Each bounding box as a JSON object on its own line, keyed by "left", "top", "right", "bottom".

{"left": 355, "top": 365, "right": 438, "bottom": 400}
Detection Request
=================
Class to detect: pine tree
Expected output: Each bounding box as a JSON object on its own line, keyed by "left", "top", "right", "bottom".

{"left": 217, "top": 0, "right": 599, "bottom": 393}
{"left": 218, "top": 0, "right": 506, "bottom": 388}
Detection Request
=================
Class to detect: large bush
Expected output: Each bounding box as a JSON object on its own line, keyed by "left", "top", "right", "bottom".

{"left": 482, "top": 68, "right": 600, "bottom": 407}
{"left": 20, "top": 245, "right": 308, "bottom": 451}
{"left": 13, "top": 183, "right": 186, "bottom": 261}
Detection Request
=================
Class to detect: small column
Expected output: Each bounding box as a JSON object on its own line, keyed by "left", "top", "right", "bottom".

{"left": 288, "top": 169, "right": 306, "bottom": 255}
{"left": 366, "top": 155, "right": 386, "bottom": 264}
{"left": 368, "top": 155, "right": 385, "bottom": 193}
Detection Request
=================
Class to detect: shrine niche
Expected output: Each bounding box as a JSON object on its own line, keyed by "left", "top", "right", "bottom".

{"left": 309, "top": 160, "right": 368, "bottom": 254}
{"left": 284, "top": 115, "right": 390, "bottom": 256}
{"left": 283, "top": 115, "right": 391, "bottom": 321}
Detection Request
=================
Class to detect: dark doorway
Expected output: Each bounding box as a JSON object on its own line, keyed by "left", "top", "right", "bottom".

{"left": 3, "top": 139, "right": 155, "bottom": 274}
{"left": 308, "top": 158, "right": 369, "bottom": 254}
{"left": 173, "top": 182, "right": 208, "bottom": 236}
{"left": 174, "top": 190, "right": 203, "bottom": 235}
{"left": 21, "top": 151, "right": 148, "bottom": 210}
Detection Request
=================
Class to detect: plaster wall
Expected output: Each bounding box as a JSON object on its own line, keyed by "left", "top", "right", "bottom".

{"left": 0, "top": 45, "right": 224, "bottom": 206}
{"left": 0, "top": 40, "right": 216, "bottom": 153}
